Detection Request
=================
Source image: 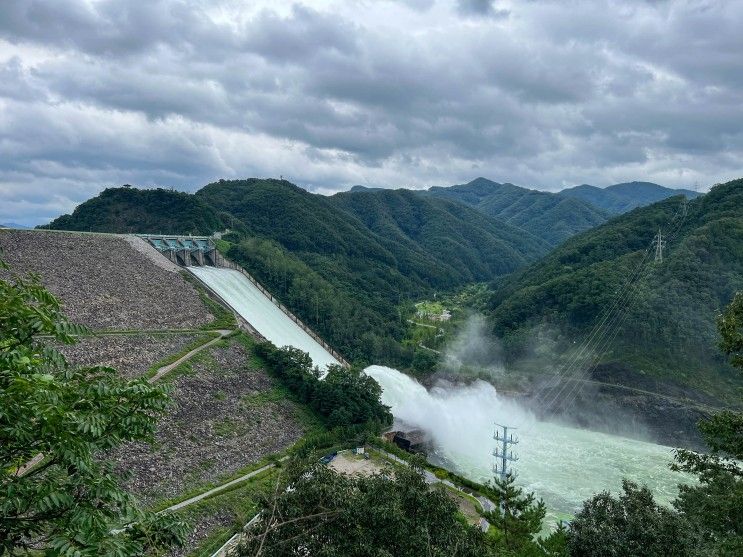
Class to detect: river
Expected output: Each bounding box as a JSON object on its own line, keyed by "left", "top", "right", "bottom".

{"left": 365, "top": 365, "right": 690, "bottom": 526}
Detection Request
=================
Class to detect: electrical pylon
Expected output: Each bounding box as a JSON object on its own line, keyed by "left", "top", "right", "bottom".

{"left": 493, "top": 423, "right": 518, "bottom": 481}
{"left": 652, "top": 228, "right": 666, "bottom": 263}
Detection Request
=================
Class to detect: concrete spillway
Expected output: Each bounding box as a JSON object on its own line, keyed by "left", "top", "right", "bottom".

{"left": 189, "top": 266, "right": 340, "bottom": 371}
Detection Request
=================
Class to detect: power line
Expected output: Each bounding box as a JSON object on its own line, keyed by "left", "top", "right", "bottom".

{"left": 529, "top": 246, "right": 653, "bottom": 411}
{"left": 533, "top": 196, "right": 688, "bottom": 419}
{"left": 538, "top": 255, "right": 656, "bottom": 409}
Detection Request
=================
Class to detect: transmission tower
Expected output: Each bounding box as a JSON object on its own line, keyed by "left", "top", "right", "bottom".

{"left": 652, "top": 228, "right": 666, "bottom": 263}
{"left": 493, "top": 423, "right": 519, "bottom": 481}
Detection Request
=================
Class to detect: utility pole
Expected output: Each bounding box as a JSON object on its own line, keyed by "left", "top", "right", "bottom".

{"left": 493, "top": 423, "right": 518, "bottom": 481}
{"left": 652, "top": 228, "right": 666, "bottom": 263}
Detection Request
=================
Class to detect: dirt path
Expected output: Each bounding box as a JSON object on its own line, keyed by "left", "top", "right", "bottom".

{"left": 162, "top": 458, "right": 285, "bottom": 513}
{"left": 148, "top": 329, "right": 231, "bottom": 383}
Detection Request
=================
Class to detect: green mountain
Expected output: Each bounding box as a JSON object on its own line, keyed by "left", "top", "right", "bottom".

{"left": 42, "top": 179, "right": 549, "bottom": 365}
{"left": 330, "top": 187, "right": 549, "bottom": 279}
{"left": 43, "top": 186, "right": 224, "bottom": 235}
{"left": 197, "top": 179, "right": 549, "bottom": 363}
{"left": 559, "top": 181, "right": 701, "bottom": 214}
{"left": 426, "top": 177, "right": 611, "bottom": 246}
{"left": 489, "top": 178, "right": 743, "bottom": 404}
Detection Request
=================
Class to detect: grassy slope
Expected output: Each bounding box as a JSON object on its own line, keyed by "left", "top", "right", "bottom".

{"left": 488, "top": 179, "right": 743, "bottom": 402}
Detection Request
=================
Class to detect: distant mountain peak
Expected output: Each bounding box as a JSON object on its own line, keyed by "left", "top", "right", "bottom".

{"left": 560, "top": 181, "right": 701, "bottom": 214}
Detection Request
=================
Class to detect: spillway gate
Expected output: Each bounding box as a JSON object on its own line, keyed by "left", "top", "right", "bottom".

{"left": 139, "top": 234, "right": 222, "bottom": 267}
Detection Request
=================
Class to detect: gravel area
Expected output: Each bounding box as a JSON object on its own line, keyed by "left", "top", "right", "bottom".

{"left": 59, "top": 333, "right": 205, "bottom": 380}
{"left": 0, "top": 229, "right": 213, "bottom": 330}
{"left": 169, "top": 509, "right": 234, "bottom": 557}
{"left": 109, "top": 340, "right": 304, "bottom": 504}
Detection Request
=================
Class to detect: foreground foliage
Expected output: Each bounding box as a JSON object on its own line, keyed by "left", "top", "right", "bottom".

{"left": 486, "top": 473, "right": 551, "bottom": 556}
{"left": 569, "top": 481, "right": 697, "bottom": 557}
{"left": 236, "top": 458, "right": 487, "bottom": 557}
{"left": 0, "top": 260, "right": 186, "bottom": 555}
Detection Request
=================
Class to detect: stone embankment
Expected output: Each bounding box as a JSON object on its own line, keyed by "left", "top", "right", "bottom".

{"left": 60, "top": 333, "right": 204, "bottom": 379}
{"left": 108, "top": 340, "right": 304, "bottom": 504}
{"left": 0, "top": 230, "right": 212, "bottom": 330}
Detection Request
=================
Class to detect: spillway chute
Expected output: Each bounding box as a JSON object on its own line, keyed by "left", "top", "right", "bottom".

{"left": 189, "top": 266, "right": 340, "bottom": 372}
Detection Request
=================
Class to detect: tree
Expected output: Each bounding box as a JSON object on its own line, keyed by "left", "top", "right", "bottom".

{"left": 485, "top": 473, "right": 550, "bottom": 556}
{"left": 568, "top": 481, "right": 695, "bottom": 557}
{"left": 255, "top": 341, "right": 392, "bottom": 430}
{"left": 0, "top": 260, "right": 186, "bottom": 555}
{"left": 718, "top": 291, "right": 743, "bottom": 369}
{"left": 236, "top": 457, "right": 486, "bottom": 557}
{"left": 568, "top": 291, "right": 743, "bottom": 556}
{"left": 670, "top": 291, "right": 743, "bottom": 555}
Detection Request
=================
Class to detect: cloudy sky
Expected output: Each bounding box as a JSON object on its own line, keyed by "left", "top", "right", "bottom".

{"left": 1, "top": 0, "right": 742, "bottom": 225}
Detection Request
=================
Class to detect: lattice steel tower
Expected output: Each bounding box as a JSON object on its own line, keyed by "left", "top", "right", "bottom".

{"left": 493, "top": 423, "right": 519, "bottom": 481}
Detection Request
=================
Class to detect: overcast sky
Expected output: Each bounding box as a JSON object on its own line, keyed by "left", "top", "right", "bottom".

{"left": 1, "top": 0, "right": 742, "bottom": 225}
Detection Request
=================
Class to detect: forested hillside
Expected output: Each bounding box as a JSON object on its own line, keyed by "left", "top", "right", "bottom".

{"left": 198, "top": 179, "right": 549, "bottom": 364}
{"left": 489, "top": 178, "right": 743, "bottom": 403}
{"left": 426, "top": 177, "right": 610, "bottom": 245}
{"left": 559, "top": 181, "right": 700, "bottom": 214}
{"left": 330, "top": 187, "right": 548, "bottom": 276}
{"left": 40, "top": 179, "right": 550, "bottom": 365}
{"left": 43, "top": 187, "right": 225, "bottom": 235}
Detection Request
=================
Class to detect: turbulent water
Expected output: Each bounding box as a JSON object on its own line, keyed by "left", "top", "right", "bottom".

{"left": 365, "top": 365, "right": 689, "bottom": 524}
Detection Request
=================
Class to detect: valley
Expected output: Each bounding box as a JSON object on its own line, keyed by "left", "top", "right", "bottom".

{"left": 3, "top": 177, "right": 741, "bottom": 555}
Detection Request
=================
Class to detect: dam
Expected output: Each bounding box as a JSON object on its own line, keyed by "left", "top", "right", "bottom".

{"left": 141, "top": 233, "right": 344, "bottom": 372}
{"left": 190, "top": 266, "right": 341, "bottom": 371}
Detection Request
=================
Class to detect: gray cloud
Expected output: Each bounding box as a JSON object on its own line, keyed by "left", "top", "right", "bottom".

{"left": 0, "top": 0, "right": 742, "bottom": 226}
{"left": 456, "top": 0, "right": 509, "bottom": 18}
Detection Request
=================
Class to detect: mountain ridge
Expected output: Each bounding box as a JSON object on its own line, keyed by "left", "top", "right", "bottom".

{"left": 425, "top": 177, "right": 611, "bottom": 246}
{"left": 42, "top": 178, "right": 550, "bottom": 365}
{"left": 559, "top": 181, "right": 701, "bottom": 214}
{"left": 487, "top": 178, "right": 743, "bottom": 405}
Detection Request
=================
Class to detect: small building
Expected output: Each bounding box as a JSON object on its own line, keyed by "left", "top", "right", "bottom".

{"left": 391, "top": 430, "right": 426, "bottom": 453}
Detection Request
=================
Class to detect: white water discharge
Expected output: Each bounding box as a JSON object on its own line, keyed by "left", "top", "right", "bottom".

{"left": 190, "top": 267, "right": 340, "bottom": 371}
{"left": 365, "top": 365, "right": 690, "bottom": 524}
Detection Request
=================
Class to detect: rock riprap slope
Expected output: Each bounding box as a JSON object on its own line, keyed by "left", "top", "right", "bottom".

{"left": 0, "top": 230, "right": 213, "bottom": 330}
{"left": 108, "top": 338, "right": 305, "bottom": 505}
{"left": 60, "top": 333, "right": 208, "bottom": 379}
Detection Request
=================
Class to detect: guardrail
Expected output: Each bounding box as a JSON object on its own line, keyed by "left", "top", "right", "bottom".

{"left": 210, "top": 512, "right": 262, "bottom": 557}
{"left": 216, "top": 254, "right": 351, "bottom": 368}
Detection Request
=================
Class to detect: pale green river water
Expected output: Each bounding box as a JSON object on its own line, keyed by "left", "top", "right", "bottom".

{"left": 365, "top": 365, "right": 691, "bottom": 526}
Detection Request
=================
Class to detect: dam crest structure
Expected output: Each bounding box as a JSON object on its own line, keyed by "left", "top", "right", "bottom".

{"left": 140, "top": 234, "right": 349, "bottom": 371}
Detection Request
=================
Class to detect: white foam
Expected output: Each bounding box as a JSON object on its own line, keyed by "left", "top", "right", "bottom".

{"left": 365, "top": 364, "right": 690, "bottom": 523}
{"left": 190, "top": 266, "right": 339, "bottom": 371}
